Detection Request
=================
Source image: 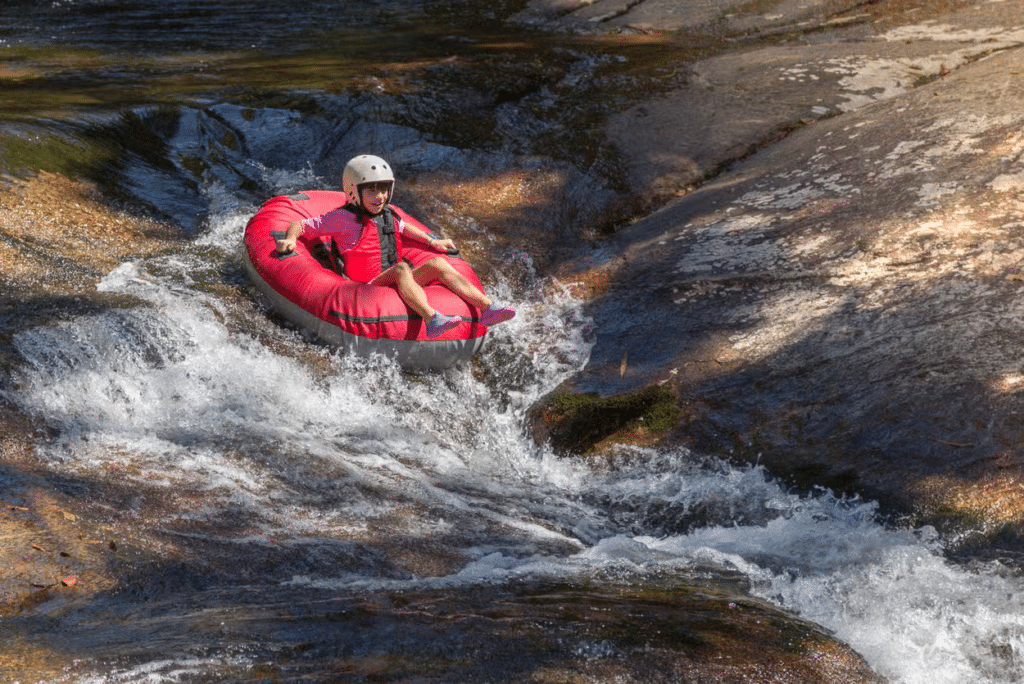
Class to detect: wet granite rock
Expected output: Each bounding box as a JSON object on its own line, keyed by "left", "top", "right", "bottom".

{"left": 302, "top": 581, "right": 887, "bottom": 684}
{"left": 525, "top": 1, "right": 1024, "bottom": 548}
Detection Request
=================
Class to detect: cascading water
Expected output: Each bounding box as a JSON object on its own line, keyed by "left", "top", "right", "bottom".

{"left": 4, "top": 164, "right": 1024, "bottom": 682}
{"left": 3, "top": 2, "right": 1024, "bottom": 680}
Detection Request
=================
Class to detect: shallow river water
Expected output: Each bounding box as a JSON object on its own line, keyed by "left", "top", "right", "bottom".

{"left": 4, "top": 1, "right": 1024, "bottom": 682}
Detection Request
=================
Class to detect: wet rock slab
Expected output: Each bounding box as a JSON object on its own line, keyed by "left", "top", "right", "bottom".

{"left": 1, "top": 579, "right": 884, "bottom": 683}
{"left": 306, "top": 581, "right": 886, "bottom": 683}
{"left": 605, "top": 0, "right": 1024, "bottom": 201}
{"left": 539, "top": 3, "right": 1024, "bottom": 543}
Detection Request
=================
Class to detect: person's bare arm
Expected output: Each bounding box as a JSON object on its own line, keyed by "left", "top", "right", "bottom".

{"left": 403, "top": 223, "right": 455, "bottom": 252}
{"left": 275, "top": 220, "right": 303, "bottom": 254}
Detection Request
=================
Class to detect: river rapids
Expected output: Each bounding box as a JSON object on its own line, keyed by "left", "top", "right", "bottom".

{"left": 3, "top": 1, "right": 1024, "bottom": 682}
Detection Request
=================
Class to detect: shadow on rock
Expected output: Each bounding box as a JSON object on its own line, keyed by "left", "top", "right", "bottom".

{"left": 539, "top": 48, "right": 1024, "bottom": 552}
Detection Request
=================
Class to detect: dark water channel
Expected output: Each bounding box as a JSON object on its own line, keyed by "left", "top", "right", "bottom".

{"left": 2, "top": 1, "right": 1024, "bottom": 682}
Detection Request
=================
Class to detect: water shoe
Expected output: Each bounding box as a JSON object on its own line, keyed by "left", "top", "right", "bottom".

{"left": 478, "top": 302, "right": 516, "bottom": 327}
{"left": 426, "top": 312, "right": 462, "bottom": 338}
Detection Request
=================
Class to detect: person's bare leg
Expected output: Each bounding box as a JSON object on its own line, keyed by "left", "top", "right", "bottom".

{"left": 413, "top": 258, "right": 490, "bottom": 309}
{"left": 373, "top": 262, "right": 464, "bottom": 338}
{"left": 372, "top": 263, "right": 434, "bottom": 318}
{"left": 413, "top": 257, "right": 516, "bottom": 327}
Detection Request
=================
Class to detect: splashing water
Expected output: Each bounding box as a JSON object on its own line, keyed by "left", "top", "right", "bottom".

{"left": 1, "top": 176, "right": 1022, "bottom": 683}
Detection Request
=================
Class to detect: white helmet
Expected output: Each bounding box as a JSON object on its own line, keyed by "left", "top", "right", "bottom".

{"left": 342, "top": 154, "right": 394, "bottom": 208}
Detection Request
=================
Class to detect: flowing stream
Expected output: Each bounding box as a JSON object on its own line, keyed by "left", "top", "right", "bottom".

{"left": 5, "top": 125, "right": 1024, "bottom": 683}
{"left": 4, "top": 1, "right": 1024, "bottom": 682}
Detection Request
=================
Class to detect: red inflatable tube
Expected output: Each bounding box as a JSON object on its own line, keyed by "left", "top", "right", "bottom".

{"left": 243, "top": 190, "right": 488, "bottom": 369}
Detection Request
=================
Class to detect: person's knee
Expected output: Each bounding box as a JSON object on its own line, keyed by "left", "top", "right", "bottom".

{"left": 413, "top": 257, "right": 458, "bottom": 287}
{"left": 423, "top": 257, "right": 454, "bottom": 274}
{"left": 393, "top": 261, "right": 414, "bottom": 278}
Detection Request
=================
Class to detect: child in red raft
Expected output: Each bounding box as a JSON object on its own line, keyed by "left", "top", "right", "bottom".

{"left": 274, "top": 154, "right": 516, "bottom": 338}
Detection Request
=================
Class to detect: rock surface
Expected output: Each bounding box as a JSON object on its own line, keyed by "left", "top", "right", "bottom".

{"left": 529, "top": 0, "right": 1024, "bottom": 547}
{"left": 4, "top": 0, "right": 1024, "bottom": 679}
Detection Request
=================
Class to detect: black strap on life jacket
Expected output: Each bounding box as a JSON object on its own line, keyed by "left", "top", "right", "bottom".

{"left": 374, "top": 207, "right": 400, "bottom": 273}
{"left": 328, "top": 238, "right": 347, "bottom": 276}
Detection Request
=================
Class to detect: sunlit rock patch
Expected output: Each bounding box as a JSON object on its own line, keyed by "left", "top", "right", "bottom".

{"left": 0, "top": 171, "right": 180, "bottom": 621}
{"left": 606, "top": 1, "right": 1024, "bottom": 202}
{"left": 0, "top": 420, "right": 121, "bottom": 622}
{"left": 915, "top": 472, "right": 1024, "bottom": 539}
{"left": 0, "top": 171, "right": 178, "bottom": 296}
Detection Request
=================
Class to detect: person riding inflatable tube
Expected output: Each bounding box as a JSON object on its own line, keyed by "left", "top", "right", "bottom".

{"left": 243, "top": 157, "right": 502, "bottom": 369}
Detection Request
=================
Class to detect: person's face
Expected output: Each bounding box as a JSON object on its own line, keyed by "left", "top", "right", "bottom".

{"left": 359, "top": 182, "right": 391, "bottom": 214}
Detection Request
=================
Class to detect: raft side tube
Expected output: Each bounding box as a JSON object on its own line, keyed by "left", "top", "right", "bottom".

{"left": 242, "top": 190, "right": 489, "bottom": 369}
{"left": 242, "top": 253, "right": 485, "bottom": 368}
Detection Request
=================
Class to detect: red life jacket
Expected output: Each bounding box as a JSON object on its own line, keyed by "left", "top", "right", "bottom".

{"left": 331, "top": 206, "right": 405, "bottom": 283}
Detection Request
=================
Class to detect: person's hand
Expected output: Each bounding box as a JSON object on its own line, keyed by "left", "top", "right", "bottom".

{"left": 430, "top": 238, "right": 456, "bottom": 252}
{"left": 275, "top": 238, "right": 297, "bottom": 254}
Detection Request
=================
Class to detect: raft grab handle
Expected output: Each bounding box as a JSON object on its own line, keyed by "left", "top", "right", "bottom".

{"left": 270, "top": 230, "right": 298, "bottom": 260}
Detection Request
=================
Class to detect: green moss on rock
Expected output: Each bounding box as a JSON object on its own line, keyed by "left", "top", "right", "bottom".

{"left": 530, "top": 383, "right": 681, "bottom": 456}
